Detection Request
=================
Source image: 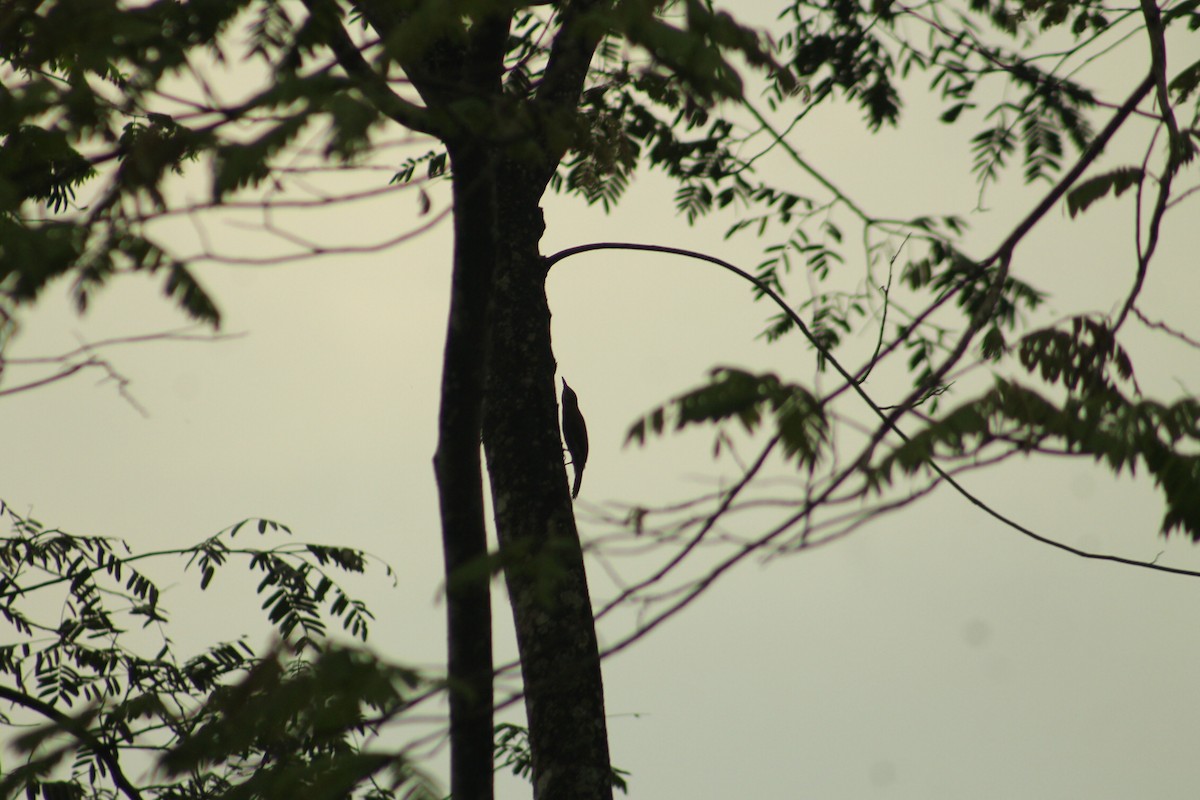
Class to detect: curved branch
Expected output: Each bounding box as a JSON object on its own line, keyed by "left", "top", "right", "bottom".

{"left": 545, "top": 240, "right": 1200, "bottom": 588}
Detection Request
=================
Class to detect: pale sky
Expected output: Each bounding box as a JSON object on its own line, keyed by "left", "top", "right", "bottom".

{"left": 3, "top": 4, "right": 1200, "bottom": 798}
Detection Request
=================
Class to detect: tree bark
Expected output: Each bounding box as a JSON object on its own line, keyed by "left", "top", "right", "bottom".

{"left": 352, "top": 3, "right": 612, "bottom": 795}
{"left": 433, "top": 141, "right": 499, "bottom": 800}
{"left": 482, "top": 163, "right": 613, "bottom": 800}
{"left": 359, "top": 8, "right": 511, "bottom": 798}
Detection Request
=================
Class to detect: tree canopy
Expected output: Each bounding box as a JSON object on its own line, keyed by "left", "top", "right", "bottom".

{"left": 2, "top": 0, "right": 1199, "bottom": 798}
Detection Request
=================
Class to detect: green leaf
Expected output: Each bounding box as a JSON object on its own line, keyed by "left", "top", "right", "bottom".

{"left": 1169, "top": 56, "right": 1200, "bottom": 103}
{"left": 940, "top": 101, "right": 975, "bottom": 123}
{"left": 211, "top": 115, "right": 308, "bottom": 201}
{"left": 1066, "top": 166, "right": 1143, "bottom": 218}
{"left": 626, "top": 367, "right": 828, "bottom": 467}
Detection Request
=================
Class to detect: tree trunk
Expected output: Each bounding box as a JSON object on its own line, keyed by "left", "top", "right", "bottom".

{"left": 375, "top": 1, "right": 611, "bottom": 792}
{"left": 482, "top": 163, "right": 613, "bottom": 800}
{"left": 434, "top": 141, "right": 499, "bottom": 800}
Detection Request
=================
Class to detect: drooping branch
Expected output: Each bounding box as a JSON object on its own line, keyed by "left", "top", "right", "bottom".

{"left": 0, "top": 329, "right": 240, "bottom": 412}
{"left": 547, "top": 240, "right": 1200, "bottom": 589}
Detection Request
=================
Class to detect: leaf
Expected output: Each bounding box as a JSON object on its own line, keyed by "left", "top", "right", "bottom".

{"left": 211, "top": 115, "right": 308, "bottom": 201}
{"left": 625, "top": 368, "right": 828, "bottom": 467}
{"left": 159, "top": 262, "right": 221, "bottom": 327}
{"left": 1168, "top": 56, "right": 1200, "bottom": 103}
{"left": 1066, "top": 166, "right": 1144, "bottom": 218}
{"left": 940, "top": 101, "right": 975, "bottom": 123}
{"left": 980, "top": 326, "right": 1007, "bottom": 361}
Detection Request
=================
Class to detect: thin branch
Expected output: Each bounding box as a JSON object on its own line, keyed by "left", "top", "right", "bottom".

{"left": 1113, "top": 1, "right": 1186, "bottom": 332}
{"left": 593, "top": 437, "right": 779, "bottom": 622}
{"left": 6, "top": 329, "right": 242, "bottom": 365}
{"left": 547, "top": 239, "right": 1200, "bottom": 600}
{"left": 181, "top": 205, "right": 452, "bottom": 266}
{"left": 0, "top": 361, "right": 91, "bottom": 398}
{"left": 857, "top": 235, "right": 903, "bottom": 384}
{"left": 1132, "top": 306, "right": 1200, "bottom": 349}
{"left": 0, "top": 685, "right": 145, "bottom": 800}
{"left": 1, "top": 330, "right": 240, "bottom": 412}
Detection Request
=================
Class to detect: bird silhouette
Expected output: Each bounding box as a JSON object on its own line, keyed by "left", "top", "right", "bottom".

{"left": 560, "top": 378, "right": 589, "bottom": 499}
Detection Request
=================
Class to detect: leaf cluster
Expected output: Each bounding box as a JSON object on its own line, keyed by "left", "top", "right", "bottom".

{"left": 494, "top": 722, "right": 630, "bottom": 794}
{"left": 859, "top": 315, "right": 1200, "bottom": 539}
{"left": 867, "top": 377, "right": 1200, "bottom": 538}
{"left": 158, "top": 644, "right": 433, "bottom": 800}
{"left": 0, "top": 1, "right": 235, "bottom": 325}
{"left": 778, "top": 0, "right": 902, "bottom": 130}
{"left": 627, "top": 367, "right": 829, "bottom": 468}
{"left": 0, "top": 505, "right": 430, "bottom": 800}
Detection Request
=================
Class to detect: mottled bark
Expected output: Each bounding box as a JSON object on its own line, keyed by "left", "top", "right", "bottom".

{"left": 482, "top": 166, "right": 613, "bottom": 800}
{"left": 351, "top": 4, "right": 613, "bottom": 796}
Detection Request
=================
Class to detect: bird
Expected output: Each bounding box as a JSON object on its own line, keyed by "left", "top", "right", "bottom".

{"left": 560, "top": 378, "right": 589, "bottom": 499}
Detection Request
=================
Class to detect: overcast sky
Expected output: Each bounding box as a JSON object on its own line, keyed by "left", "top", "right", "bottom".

{"left": 3, "top": 4, "right": 1200, "bottom": 798}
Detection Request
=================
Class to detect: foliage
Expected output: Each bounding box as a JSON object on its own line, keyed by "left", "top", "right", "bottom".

{"left": 627, "top": 367, "right": 829, "bottom": 469}
{"left": 0, "top": 504, "right": 437, "bottom": 800}
{"left": 1066, "top": 166, "right": 1144, "bottom": 218}
{"left": 865, "top": 376, "right": 1200, "bottom": 537}
{"left": 494, "top": 723, "right": 629, "bottom": 795}
{"left": 615, "top": 0, "right": 1200, "bottom": 550}
{"left": 2, "top": 0, "right": 1200, "bottom": 795}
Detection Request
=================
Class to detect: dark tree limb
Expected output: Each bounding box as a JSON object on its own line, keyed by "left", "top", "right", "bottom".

{"left": 434, "top": 141, "right": 500, "bottom": 800}
{"left": 0, "top": 685, "right": 145, "bottom": 800}
{"left": 298, "top": 0, "right": 442, "bottom": 136}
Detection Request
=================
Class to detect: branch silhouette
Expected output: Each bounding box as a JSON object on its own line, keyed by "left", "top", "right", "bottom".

{"left": 546, "top": 239, "right": 1200, "bottom": 588}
